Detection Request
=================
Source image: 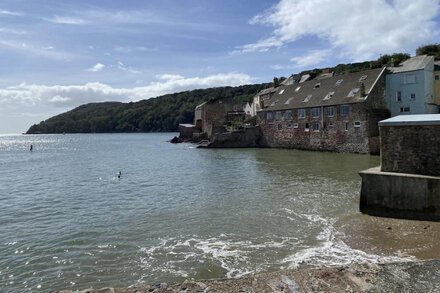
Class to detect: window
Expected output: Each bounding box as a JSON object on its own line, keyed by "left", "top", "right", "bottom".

{"left": 354, "top": 121, "right": 361, "bottom": 128}
{"left": 295, "top": 86, "right": 301, "bottom": 92}
{"left": 305, "top": 123, "right": 310, "bottom": 132}
{"left": 275, "top": 111, "right": 282, "bottom": 121}
{"left": 340, "top": 105, "right": 350, "bottom": 116}
{"left": 325, "top": 106, "right": 335, "bottom": 117}
{"left": 312, "top": 122, "right": 320, "bottom": 132}
{"left": 270, "top": 100, "right": 278, "bottom": 107}
{"left": 314, "top": 83, "right": 321, "bottom": 89}
{"left": 436, "top": 75, "right": 439, "bottom": 81}
{"left": 277, "top": 124, "right": 282, "bottom": 130}
{"left": 266, "top": 111, "right": 273, "bottom": 122}
{"left": 279, "top": 89, "right": 285, "bottom": 94}
{"left": 410, "top": 93, "right": 416, "bottom": 100}
{"left": 328, "top": 122, "right": 334, "bottom": 128}
{"left": 303, "top": 94, "right": 312, "bottom": 102}
{"left": 324, "top": 91, "right": 335, "bottom": 100}
{"left": 359, "top": 75, "right": 367, "bottom": 82}
{"left": 345, "top": 121, "right": 349, "bottom": 131}
{"left": 287, "top": 122, "right": 293, "bottom": 128}
{"left": 311, "top": 107, "right": 320, "bottom": 118}
{"left": 400, "top": 107, "right": 410, "bottom": 113}
{"left": 285, "top": 110, "right": 293, "bottom": 120}
{"left": 403, "top": 74, "right": 416, "bottom": 84}
{"left": 347, "top": 88, "right": 360, "bottom": 97}
{"left": 298, "top": 108, "right": 306, "bottom": 119}
{"left": 396, "top": 91, "right": 402, "bottom": 102}
{"left": 285, "top": 97, "right": 293, "bottom": 105}
{"left": 293, "top": 123, "right": 299, "bottom": 129}
{"left": 335, "top": 79, "right": 343, "bottom": 86}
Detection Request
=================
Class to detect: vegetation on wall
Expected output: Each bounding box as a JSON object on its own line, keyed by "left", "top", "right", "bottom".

{"left": 26, "top": 84, "right": 269, "bottom": 134}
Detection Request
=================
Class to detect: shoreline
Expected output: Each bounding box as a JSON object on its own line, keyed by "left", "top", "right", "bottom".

{"left": 54, "top": 259, "right": 440, "bottom": 292}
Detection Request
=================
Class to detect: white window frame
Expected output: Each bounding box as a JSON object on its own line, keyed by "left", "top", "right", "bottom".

{"left": 311, "top": 107, "right": 320, "bottom": 118}
{"left": 354, "top": 121, "right": 361, "bottom": 128}
{"left": 298, "top": 108, "right": 306, "bottom": 119}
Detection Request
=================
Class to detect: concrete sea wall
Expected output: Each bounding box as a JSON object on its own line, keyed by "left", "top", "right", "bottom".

{"left": 360, "top": 167, "right": 440, "bottom": 221}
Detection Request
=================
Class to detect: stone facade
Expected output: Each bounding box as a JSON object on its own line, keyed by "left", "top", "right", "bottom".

{"left": 380, "top": 124, "right": 440, "bottom": 176}
{"left": 258, "top": 104, "right": 388, "bottom": 154}
{"left": 257, "top": 68, "right": 389, "bottom": 154}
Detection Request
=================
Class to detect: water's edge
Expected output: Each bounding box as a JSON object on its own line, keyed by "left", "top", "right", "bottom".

{"left": 54, "top": 259, "right": 440, "bottom": 292}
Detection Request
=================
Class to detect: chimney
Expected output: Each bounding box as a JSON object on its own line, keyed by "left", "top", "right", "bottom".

{"left": 360, "top": 82, "right": 366, "bottom": 97}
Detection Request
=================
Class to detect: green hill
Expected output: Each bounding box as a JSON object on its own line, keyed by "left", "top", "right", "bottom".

{"left": 26, "top": 84, "right": 269, "bottom": 134}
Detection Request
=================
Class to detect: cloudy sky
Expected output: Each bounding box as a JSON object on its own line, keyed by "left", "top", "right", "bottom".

{"left": 1, "top": 0, "right": 439, "bottom": 133}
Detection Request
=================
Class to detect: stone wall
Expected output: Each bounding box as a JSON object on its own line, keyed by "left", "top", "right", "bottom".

{"left": 203, "top": 98, "right": 242, "bottom": 138}
{"left": 208, "top": 126, "right": 260, "bottom": 148}
{"left": 381, "top": 125, "right": 440, "bottom": 176}
{"left": 259, "top": 103, "right": 385, "bottom": 154}
{"left": 360, "top": 167, "right": 440, "bottom": 221}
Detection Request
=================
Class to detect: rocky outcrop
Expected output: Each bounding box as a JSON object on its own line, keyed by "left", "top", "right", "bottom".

{"left": 53, "top": 260, "right": 440, "bottom": 293}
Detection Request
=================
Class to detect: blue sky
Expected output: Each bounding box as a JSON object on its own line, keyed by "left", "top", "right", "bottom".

{"left": 0, "top": 0, "right": 439, "bottom": 133}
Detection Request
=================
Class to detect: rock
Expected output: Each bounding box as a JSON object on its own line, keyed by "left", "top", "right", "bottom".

{"left": 170, "top": 136, "right": 183, "bottom": 144}
{"left": 387, "top": 226, "right": 392, "bottom": 230}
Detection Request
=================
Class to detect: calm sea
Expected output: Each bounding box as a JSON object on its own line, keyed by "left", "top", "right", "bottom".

{"left": 1, "top": 133, "right": 439, "bottom": 293}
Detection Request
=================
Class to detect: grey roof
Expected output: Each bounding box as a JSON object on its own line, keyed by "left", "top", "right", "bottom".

{"left": 389, "top": 55, "right": 433, "bottom": 73}
{"left": 379, "top": 114, "right": 440, "bottom": 126}
{"left": 257, "top": 87, "right": 276, "bottom": 96}
{"left": 260, "top": 67, "right": 385, "bottom": 111}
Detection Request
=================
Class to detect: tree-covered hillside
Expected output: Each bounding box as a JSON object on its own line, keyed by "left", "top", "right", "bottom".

{"left": 26, "top": 84, "right": 269, "bottom": 134}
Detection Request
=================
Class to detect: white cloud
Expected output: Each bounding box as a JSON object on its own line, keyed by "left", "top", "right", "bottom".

{"left": 0, "top": 73, "right": 253, "bottom": 108}
{"left": 45, "top": 16, "right": 87, "bottom": 25}
{"left": 0, "top": 27, "right": 27, "bottom": 35}
{"left": 0, "top": 10, "right": 23, "bottom": 16}
{"left": 239, "top": 0, "right": 440, "bottom": 60}
{"left": 87, "top": 63, "right": 105, "bottom": 72}
{"left": 0, "top": 40, "right": 75, "bottom": 60}
{"left": 291, "top": 49, "right": 332, "bottom": 68}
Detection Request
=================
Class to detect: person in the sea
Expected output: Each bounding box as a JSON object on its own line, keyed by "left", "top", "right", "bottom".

{"left": 30, "top": 144, "right": 33, "bottom": 152}
{"left": 117, "top": 171, "right": 121, "bottom": 179}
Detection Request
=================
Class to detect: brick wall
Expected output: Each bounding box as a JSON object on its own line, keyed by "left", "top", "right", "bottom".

{"left": 380, "top": 125, "right": 440, "bottom": 176}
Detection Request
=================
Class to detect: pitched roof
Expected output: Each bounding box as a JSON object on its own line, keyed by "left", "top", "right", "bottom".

{"left": 389, "top": 55, "right": 433, "bottom": 73}
{"left": 257, "top": 87, "right": 276, "bottom": 96}
{"left": 260, "top": 67, "right": 385, "bottom": 111}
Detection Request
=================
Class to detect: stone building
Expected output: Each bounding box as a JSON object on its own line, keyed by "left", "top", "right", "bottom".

{"left": 257, "top": 67, "right": 389, "bottom": 154}
{"left": 359, "top": 114, "right": 440, "bottom": 221}
{"left": 435, "top": 61, "right": 440, "bottom": 109}
{"left": 385, "top": 55, "right": 437, "bottom": 116}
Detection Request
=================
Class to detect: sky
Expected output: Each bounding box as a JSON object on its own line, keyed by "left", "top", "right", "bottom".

{"left": 0, "top": 0, "right": 439, "bottom": 133}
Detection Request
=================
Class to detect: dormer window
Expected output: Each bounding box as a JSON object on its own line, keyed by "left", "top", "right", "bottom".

{"left": 347, "top": 88, "right": 360, "bottom": 97}
{"left": 314, "top": 83, "right": 321, "bottom": 89}
{"left": 285, "top": 97, "right": 293, "bottom": 105}
{"left": 335, "top": 79, "right": 343, "bottom": 86}
{"left": 295, "top": 86, "right": 301, "bottom": 92}
{"left": 359, "top": 75, "right": 367, "bottom": 82}
{"left": 279, "top": 89, "right": 285, "bottom": 94}
{"left": 303, "top": 94, "right": 312, "bottom": 102}
{"left": 323, "top": 91, "right": 335, "bottom": 100}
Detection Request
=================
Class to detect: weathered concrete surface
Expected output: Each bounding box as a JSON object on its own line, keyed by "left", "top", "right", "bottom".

{"left": 53, "top": 260, "right": 440, "bottom": 293}
{"left": 359, "top": 167, "right": 440, "bottom": 221}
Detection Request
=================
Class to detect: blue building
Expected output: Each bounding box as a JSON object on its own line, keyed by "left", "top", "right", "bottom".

{"left": 385, "top": 55, "right": 437, "bottom": 116}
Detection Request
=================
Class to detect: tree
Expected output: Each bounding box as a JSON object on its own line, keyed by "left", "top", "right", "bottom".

{"left": 416, "top": 44, "right": 440, "bottom": 60}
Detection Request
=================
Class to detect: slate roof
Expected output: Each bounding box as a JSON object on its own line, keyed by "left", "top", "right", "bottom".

{"left": 257, "top": 87, "right": 276, "bottom": 96}
{"left": 389, "top": 55, "right": 433, "bottom": 73}
{"left": 260, "top": 67, "right": 385, "bottom": 111}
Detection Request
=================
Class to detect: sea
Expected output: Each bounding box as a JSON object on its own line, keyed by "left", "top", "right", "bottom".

{"left": 1, "top": 133, "right": 439, "bottom": 292}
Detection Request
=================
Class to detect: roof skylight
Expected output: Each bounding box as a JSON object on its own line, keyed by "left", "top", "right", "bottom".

{"left": 303, "top": 95, "right": 312, "bottom": 102}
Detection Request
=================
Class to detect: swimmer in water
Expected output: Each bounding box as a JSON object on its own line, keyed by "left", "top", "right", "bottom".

{"left": 30, "top": 144, "right": 33, "bottom": 152}
{"left": 117, "top": 171, "right": 121, "bottom": 179}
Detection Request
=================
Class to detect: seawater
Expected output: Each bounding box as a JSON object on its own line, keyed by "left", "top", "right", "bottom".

{"left": 1, "top": 133, "right": 439, "bottom": 292}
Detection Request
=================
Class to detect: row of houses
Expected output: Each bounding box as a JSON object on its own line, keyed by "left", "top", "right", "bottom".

{"left": 179, "top": 55, "right": 440, "bottom": 154}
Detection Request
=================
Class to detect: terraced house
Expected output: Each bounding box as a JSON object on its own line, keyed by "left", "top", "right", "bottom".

{"left": 257, "top": 67, "right": 389, "bottom": 154}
